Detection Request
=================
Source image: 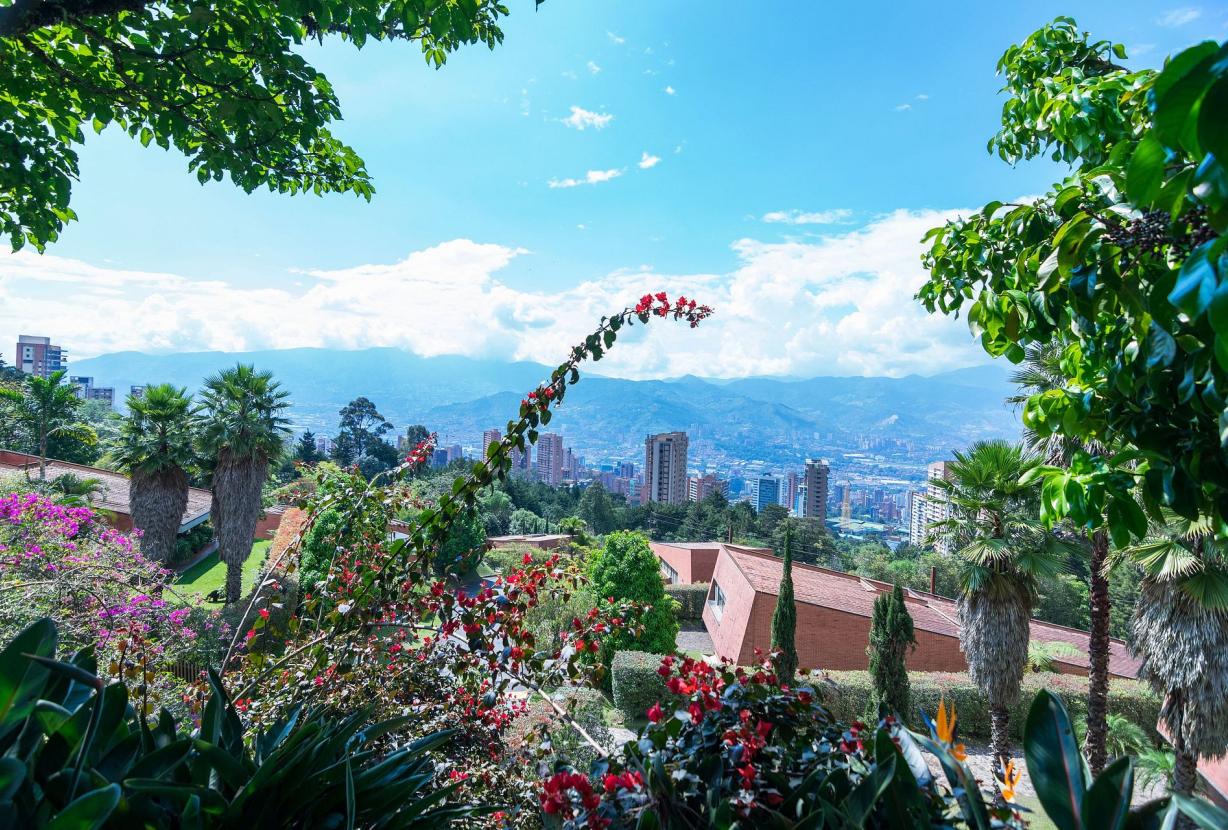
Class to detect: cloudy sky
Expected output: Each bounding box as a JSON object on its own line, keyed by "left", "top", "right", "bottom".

{"left": 2, "top": 1, "right": 1220, "bottom": 378}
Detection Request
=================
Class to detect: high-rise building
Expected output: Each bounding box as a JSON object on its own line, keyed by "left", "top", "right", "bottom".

{"left": 841, "top": 484, "right": 852, "bottom": 523}
{"left": 687, "top": 473, "right": 727, "bottom": 502}
{"left": 447, "top": 444, "right": 464, "bottom": 463}
{"left": 536, "top": 433, "right": 565, "bottom": 486}
{"left": 69, "top": 376, "right": 114, "bottom": 408}
{"left": 314, "top": 435, "right": 335, "bottom": 456}
{"left": 753, "top": 476, "right": 781, "bottom": 513}
{"left": 802, "top": 459, "right": 829, "bottom": 522}
{"left": 484, "top": 427, "right": 531, "bottom": 476}
{"left": 618, "top": 461, "right": 636, "bottom": 479}
{"left": 908, "top": 490, "right": 928, "bottom": 546}
{"left": 16, "top": 335, "right": 67, "bottom": 378}
{"left": 921, "top": 461, "right": 954, "bottom": 551}
{"left": 784, "top": 471, "right": 800, "bottom": 514}
{"left": 642, "top": 431, "right": 689, "bottom": 504}
{"left": 129, "top": 385, "right": 147, "bottom": 400}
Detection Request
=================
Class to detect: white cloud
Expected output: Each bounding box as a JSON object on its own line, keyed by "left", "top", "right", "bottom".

{"left": 663, "top": 85, "right": 676, "bottom": 96}
{"left": 0, "top": 210, "right": 990, "bottom": 379}
{"left": 547, "top": 168, "right": 624, "bottom": 188}
{"left": 1130, "top": 43, "right": 1156, "bottom": 56}
{"left": 915, "top": 93, "right": 929, "bottom": 101}
{"left": 638, "top": 152, "right": 661, "bottom": 169}
{"left": 761, "top": 209, "right": 853, "bottom": 225}
{"left": 1157, "top": 7, "right": 1200, "bottom": 26}
{"left": 561, "top": 70, "right": 578, "bottom": 80}
{"left": 560, "top": 105, "right": 614, "bottom": 130}
{"left": 607, "top": 31, "right": 625, "bottom": 44}
{"left": 586, "top": 61, "right": 601, "bottom": 75}
{"left": 894, "top": 103, "right": 912, "bottom": 111}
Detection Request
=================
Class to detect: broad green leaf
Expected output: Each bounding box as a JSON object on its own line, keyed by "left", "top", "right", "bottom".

{"left": 1126, "top": 135, "right": 1166, "bottom": 206}
{"left": 46, "top": 784, "right": 120, "bottom": 830}
{"left": 1079, "top": 756, "right": 1133, "bottom": 830}
{"left": 1024, "top": 691, "right": 1089, "bottom": 830}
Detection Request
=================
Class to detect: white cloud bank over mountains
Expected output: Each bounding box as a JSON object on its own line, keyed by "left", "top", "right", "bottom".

{"left": 0, "top": 209, "right": 988, "bottom": 379}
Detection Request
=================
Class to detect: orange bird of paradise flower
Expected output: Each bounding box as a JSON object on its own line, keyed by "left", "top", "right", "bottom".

{"left": 935, "top": 697, "right": 968, "bottom": 762}
{"left": 997, "top": 759, "right": 1021, "bottom": 803}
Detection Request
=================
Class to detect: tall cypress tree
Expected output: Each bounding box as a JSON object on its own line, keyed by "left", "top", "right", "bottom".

{"left": 868, "top": 584, "right": 917, "bottom": 721}
{"left": 771, "top": 525, "right": 798, "bottom": 685}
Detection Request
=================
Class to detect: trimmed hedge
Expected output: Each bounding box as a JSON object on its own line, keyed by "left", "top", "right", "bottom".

{"left": 666, "top": 582, "right": 709, "bottom": 622}
{"left": 612, "top": 650, "right": 678, "bottom": 721}
{"left": 817, "top": 670, "right": 1161, "bottom": 742}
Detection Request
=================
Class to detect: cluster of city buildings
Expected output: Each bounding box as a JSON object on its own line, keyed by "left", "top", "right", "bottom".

{"left": 12, "top": 334, "right": 145, "bottom": 409}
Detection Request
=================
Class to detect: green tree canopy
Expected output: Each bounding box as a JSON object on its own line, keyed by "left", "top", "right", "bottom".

{"left": 588, "top": 531, "right": 678, "bottom": 663}
{"left": 0, "top": 0, "right": 536, "bottom": 251}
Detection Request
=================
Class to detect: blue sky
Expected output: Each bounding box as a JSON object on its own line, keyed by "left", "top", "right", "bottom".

{"left": 2, "top": 1, "right": 1223, "bottom": 377}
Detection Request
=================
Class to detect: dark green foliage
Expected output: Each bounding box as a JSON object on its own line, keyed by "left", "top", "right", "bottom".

{"left": 610, "top": 650, "right": 676, "bottom": 721}
{"left": 0, "top": 0, "right": 526, "bottom": 252}
{"left": 172, "top": 521, "right": 214, "bottom": 565}
{"left": 294, "top": 431, "right": 321, "bottom": 464}
{"left": 433, "top": 509, "right": 486, "bottom": 575}
{"left": 577, "top": 482, "right": 618, "bottom": 535}
{"left": 664, "top": 582, "right": 708, "bottom": 622}
{"left": 588, "top": 532, "right": 679, "bottom": 667}
{"left": 821, "top": 671, "right": 1161, "bottom": 744}
{"left": 867, "top": 584, "right": 916, "bottom": 721}
{"left": 770, "top": 526, "right": 798, "bottom": 683}
{"left": 0, "top": 617, "right": 486, "bottom": 828}
{"left": 299, "top": 507, "right": 346, "bottom": 589}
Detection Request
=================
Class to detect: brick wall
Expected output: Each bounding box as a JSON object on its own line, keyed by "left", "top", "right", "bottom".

{"left": 652, "top": 543, "right": 719, "bottom": 584}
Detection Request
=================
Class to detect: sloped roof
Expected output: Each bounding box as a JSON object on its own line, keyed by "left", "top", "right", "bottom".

{"left": 0, "top": 450, "right": 211, "bottom": 530}
{"left": 720, "top": 544, "right": 1142, "bottom": 679}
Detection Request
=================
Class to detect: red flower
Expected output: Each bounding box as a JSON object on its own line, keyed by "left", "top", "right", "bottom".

{"left": 737, "top": 764, "right": 757, "bottom": 788}
{"left": 647, "top": 702, "right": 664, "bottom": 723}
{"left": 688, "top": 701, "right": 703, "bottom": 724}
{"left": 258, "top": 608, "right": 270, "bottom": 620}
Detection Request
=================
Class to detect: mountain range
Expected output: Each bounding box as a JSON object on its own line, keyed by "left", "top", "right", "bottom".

{"left": 68, "top": 348, "right": 1021, "bottom": 468}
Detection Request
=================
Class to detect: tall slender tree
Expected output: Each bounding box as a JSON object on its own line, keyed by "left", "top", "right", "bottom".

{"left": 0, "top": 370, "right": 95, "bottom": 480}
{"left": 867, "top": 584, "right": 916, "bottom": 721}
{"left": 1009, "top": 342, "right": 1115, "bottom": 774}
{"left": 111, "top": 384, "right": 197, "bottom": 563}
{"left": 199, "top": 365, "right": 290, "bottom": 602}
{"left": 770, "top": 525, "right": 798, "bottom": 685}
{"left": 930, "top": 440, "right": 1066, "bottom": 769}
{"left": 1124, "top": 516, "right": 1228, "bottom": 796}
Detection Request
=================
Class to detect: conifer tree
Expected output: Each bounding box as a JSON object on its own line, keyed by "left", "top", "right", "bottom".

{"left": 770, "top": 525, "right": 798, "bottom": 684}
{"left": 868, "top": 584, "right": 916, "bottom": 721}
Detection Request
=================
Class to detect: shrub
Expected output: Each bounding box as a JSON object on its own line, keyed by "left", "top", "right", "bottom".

{"left": 171, "top": 520, "right": 213, "bottom": 565}
{"left": 818, "top": 670, "right": 1161, "bottom": 743}
{"left": 867, "top": 584, "right": 916, "bottom": 723}
{"left": 664, "top": 582, "right": 708, "bottom": 621}
{"left": 588, "top": 532, "right": 679, "bottom": 671}
{"left": 0, "top": 617, "right": 488, "bottom": 829}
{"left": 611, "top": 650, "right": 676, "bottom": 721}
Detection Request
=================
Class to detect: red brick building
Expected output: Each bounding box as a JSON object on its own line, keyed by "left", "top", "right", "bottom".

{"left": 676, "top": 543, "right": 1140, "bottom": 679}
{"left": 650, "top": 541, "right": 721, "bottom": 584}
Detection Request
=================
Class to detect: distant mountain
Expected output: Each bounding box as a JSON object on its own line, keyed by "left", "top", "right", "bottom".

{"left": 69, "top": 347, "right": 1020, "bottom": 467}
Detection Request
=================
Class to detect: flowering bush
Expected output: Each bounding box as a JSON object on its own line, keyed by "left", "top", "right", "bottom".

{"left": 539, "top": 654, "right": 1004, "bottom": 828}
{"left": 0, "top": 492, "right": 227, "bottom": 714}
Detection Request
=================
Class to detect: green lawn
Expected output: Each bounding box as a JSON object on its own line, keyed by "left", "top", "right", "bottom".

{"left": 174, "top": 539, "right": 270, "bottom": 607}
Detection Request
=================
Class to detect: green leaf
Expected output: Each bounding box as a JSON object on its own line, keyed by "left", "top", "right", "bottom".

{"left": 1126, "top": 135, "right": 1166, "bottom": 206}
{"left": 1169, "top": 246, "right": 1216, "bottom": 319}
{"left": 1024, "top": 690, "right": 1089, "bottom": 830}
{"left": 1079, "top": 756, "right": 1133, "bottom": 830}
{"left": 0, "top": 756, "right": 26, "bottom": 801}
{"left": 47, "top": 784, "right": 120, "bottom": 830}
{"left": 1198, "top": 75, "right": 1228, "bottom": 175}
{"left": 1172, "top": 793, "right": 1228, "bottom": 830}
{"left": 0, "top": 618, "right": 56, "bottom": 731}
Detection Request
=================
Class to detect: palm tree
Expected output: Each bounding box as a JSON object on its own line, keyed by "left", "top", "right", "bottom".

{"left": 199, "top": 365, "right": 290, "bottom": 603}
{"left": 1123, "top": 515, "right": 1228, "bottom": 796}
{"left": 110, "top": 384, "right": 197, "bottom": 564}
{"left": 1009, "top": 342, "right": 1116, "bottom": 774}
{"left": 929, "top": 439, "right": 1066, "bottom": 769}
{"left": 0, "top": 370, "right": 96, "bottom": 480}
{"left": 47, "top": 472, "right": 106, "bottom": 507}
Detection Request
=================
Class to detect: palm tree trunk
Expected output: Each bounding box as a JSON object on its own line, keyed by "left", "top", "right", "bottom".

{"left": 212, "top": 451, "right": 268, "bottom": 603}
{"left": 130, "top": 467, "right": 189, "bottom": 563}
{"left": 1084, "top": 528, "right": 1111, "bottom": 775}
{"left": 38, "top": 425, "right": 47, "bottom": 480}
{"left": 990, "top": 704, "right": 1011, "bottom": 770}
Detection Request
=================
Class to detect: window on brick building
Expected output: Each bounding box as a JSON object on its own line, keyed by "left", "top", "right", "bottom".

{"left": 660, "top": 560, "right": 679, "bottom": 584}
{"left": 708, "top": 581, "right": 726, "bottom": 621}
